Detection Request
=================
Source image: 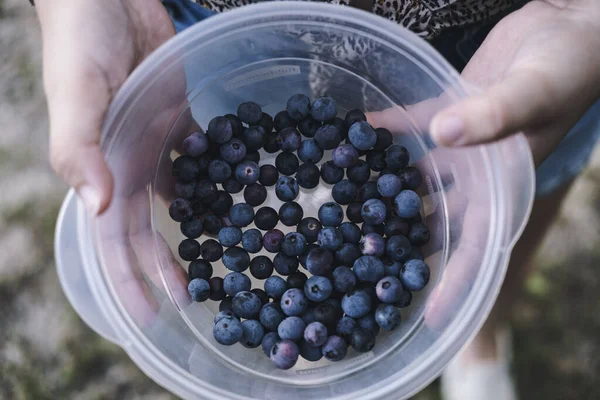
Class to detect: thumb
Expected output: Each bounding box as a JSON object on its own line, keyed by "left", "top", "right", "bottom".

{"left": 45, "top": 63, "right": 114, "bottom": 215}
{"left": 429, "top": 69, "right": 553, "bottom": 146}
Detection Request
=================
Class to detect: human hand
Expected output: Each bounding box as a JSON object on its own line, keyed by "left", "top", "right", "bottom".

{"left": 36, "top": 0, "right": 175, "bottom": 215}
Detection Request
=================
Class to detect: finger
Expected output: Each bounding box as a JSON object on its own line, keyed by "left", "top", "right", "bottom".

{"left": 429, "top": 69, "right": 553, "bottom": 146}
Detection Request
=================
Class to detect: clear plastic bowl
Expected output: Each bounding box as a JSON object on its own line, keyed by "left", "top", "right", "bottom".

{"left": 55, "top": 3, "right": 535, "bottom": 399}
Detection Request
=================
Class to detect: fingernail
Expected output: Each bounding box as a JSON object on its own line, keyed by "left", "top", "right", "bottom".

{"left": 432, "top": 115, "right": 464, "bottom": 145}
{"left": 78, "top": 185, "right": 101, "bottom": 215}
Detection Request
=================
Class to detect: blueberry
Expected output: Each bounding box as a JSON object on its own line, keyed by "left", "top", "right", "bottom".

{"left": 332, "top": 144, "right": 359, "bottom": 168}
{"left": 341, "top": 289, "right": 372, "bottom": 318}
{"left": 214, "top": 310, "right": 237, "bottom": 324}
{"left": 375, "top": 304, "right": 401, "bottom": 331}
{"left": 305, "top": 247, "right": 334, "bottom": 276}
{"left": 400, "top": 259, "right": 430, "bottom": 291}
{"left": 366, "top": 150, "right": 387, "bottom": 172}
{"left": 261, "top": 331, "right": 280, "bottom": 356}
{"left": 361, "top": 199, "right": 387, "bottom": 225}
{"left": 278, "top": 316, "right": 306, "bottom": 341}
{"left": 395, "top": 289, "right": 412, "bottom": 308}
{"left": 286, "top": 93, "right": 311, "bottom": 120}
{"left": 330, "top": 117, "right": 349, "bottom": 140}
{"left": 314, "top": 302, "right": 343, "bottom": 330}
{"left": 235, "top": 161, "right": 260, "bottom": 185}
{"left": 244, "top": 183, "right": 268, "bottom": 207}
{"left": 358, "top": 313, "right": 380, "bottom": 336}
{"left": 298, "top": 116, "right": 321, "bottom": 138}
{"left": 384, "top": 217, "right": 409, "bottom": 237}
{"left": 275, "top": 176, "right": 299, "bottom": 201}
{"left": 181, "top": 217, "right": 203, "bottom": 238}
{"left": 350, "top": 327, "right": 375, "bottom": 353}
{"left": 338, "top": 222, "right": 362, "bottom": 244}
{"left": 190, "top": 200, "right": 208, "bottom": 217}
{"left": 280, "top": 232, "right": 306, "bottom": 257}
{"left": 399, "top": 166, "right": 422, "bottom": 190}
{"left": 273, "top": 252, "right": 299, "bottom": 275}
{"left": 232, "top": 290, "right": 262, "bottom": 319}
{"left": 224, "top": 113, "right": 244, "bottom": 137}
{"left": 310, "top": 96, "right": 337, "bottom": 121}
{"left": 315, "top": 124, "right": 342, "bottom": 150}
{"left": 213, "top": 316, "right": 243, "bottom": 345}
{"left": 218, "top": 226, "right": 243, "bottom": 247}
{"left": 241, "top": 228, "right": 263, "bottom": 253}
{"left": 374, "top": 127, "right": 393, "bottom": 151}
{"left": 253, "top": 289, "right": 271, "bottom": 307}
{"left": 259, "top": 164, "right": 279, "bottom": 186}
{"left": 175, "top": 181, "right": 196, "bottom": 200}
{"left": 195, "top": 180, "right": 218, "bottom": 204}
{"left": 302, "top": 307, "right": 317, "bottom": 325}
{"left": 332, "top": 179, "right": 358, "bottom": 205}
{"left": 377, "top": 174, "right": 403, "bottom": 198}
{"left": 257, "top": 112, "right": 274, "bottom": 133}
{"left": 279, "top": 202, "right": 304, "bottom": 227}
{"left": 408, "top": 222, "right": 430, "bottom": 246}
{"left": 385, "top": 144, "right": 410, "bottom": 170}
{"left": 275, "top": 151, "right": 299, "bottom": 176}
{"left": 260, "top": 303, "right": 285, "bottom": 331}
{"left": 303, "top": 321, "right": 328, "bottom": 347}
{"left": 345, "top": 202, "right": 364, "bottom": 224}
{"left": 169, "top": 198, "right": 193, "bottom": 222}
{"left": 219, "top": 296, "right": 233, "bottom": 311}
{"left": 304, "top": 276, "right": 333, "bottom": 302}
{"left": 227, "top": 204, "right": 253, "bottom": 228}
{"left": 220, "top": 138, "right": 247, "bottom": 164}
{"left": 409, "top": 247, "right": 425, "bottom": 261}
{"left": 237, "top": 101, "right": 262, "bottom": 125}
{"left": 222, "top": 247, "right": 250, "bottom": 272}
{"left": 353, "top": 256, "right": 385, "bottom": 283}
{"left": 316, "top": 203, "right": 342, "bottom": 228}
{"left": 255, "top": 207, "right": 279, "bottom": 231}
{"left": 336, "top": 316, "right": 357, "bottom": 342}
{"left": 320, "top": 161, "right": 345, "bottom": 185}
{"left": 346, "top": 160, "right": 371, "bottom": 185}
{"left": 348, "top": 121, "right": 377, "bottom": 150}
{"left": 286, "top": 271, "right": 308, "bottom": 289}
{"left": 264, "top": 132, "right": 281, "bottom": 153}
{"left": 188, "top": 259, "right": 213, "bottom": 281}
{"left": 207, "top": 160, "right": 232, "bottom": 184}
{"left": 359, "top": 233, "right": 386, "bottom": 257}
{"left": 335, "top": 243, "right": 361, "bottom": 266}
{"left": 295, "top": 163, "right": 320, "bottom": 189}
{"left": 209, "top": 277, "right": 226, "bottom": 301}
{"left": 322, "top": 336, "right": 347, "bottom": 362}
{"left": 211, "top": 191, "right": 233, "bottom": 215}
{"left": 297, "top": 139, "right": 324, "bottom": 163}
{"left": 242, "top": 125, "right": 266, "bottom": 151}
{"left": 249, "top": 255, "right": 273, "bottom": 280}
{"left": 179, "top": 239, "right": 200, "bottom": 261}
{"left": 358, "top": 182, "right": 381, "bottom": 203}
{"left": 332, "top": 266, "right": 357, "bottom": 293}
{"left": 196, "top": 153, "right": 212, "bottom": 174}
{"left": 222, "top": 178, "right": 244, "bottom": 194}
{"left": 345, "top": 109, "right": 367, "bottom": 127}
{"left": 280, "top": 288, "right": 308, "bottom": 316}
{"left": 241, "top": 319, "right": 265, "bottom": 348}
{"left": 245, "top": 151, "right": 262, "bottom": 164}
{"left": 263, "top": 228, "right": 284, "bottom": 252}
{"left": 279, "top": 127, "right": 302, "bottom": 152}
{"left": 203, "top": 215, "right": 223, "bottom": 235}
{"left": 223, "top": 272, "right": 251, "bottom": 297}
{"left": 297, "top": 217, "right": 322, "bottom": 244}
{"left": 270, "top": 339, "right": 299, "bottom": 370}
{"left": 274, "top": 110, "right": 297, "bottom": 132}
{"left": 200, "top": 239, "right": 223, "bottom": 262}
{"left": 317, "top": 227, "right": 343, "bottom": 251}
{"left": 188, "top": 278, "right": 210, "bottom": 302}
{"left": 361, "top": 223, "right": 385, "bottom": 236}
{"left": 183, "top": 132, "right": 210, "bottom": 157}
{"left": 299, "top": 339, "right": 323, "bottom": 361}
{"left": 375, "top": 276, "right": 404, "bottom": 304}
{"left": 173, "top": 155, "right": 201, "bottom": 182}
{"left": 385, "top": 235, "right": 412, "bottom": 262}
{"left": 207, "top": 116, "right": 233, "bottom": 144}
{"left": 384, "top": 259, "right": 402, "bottom": 277}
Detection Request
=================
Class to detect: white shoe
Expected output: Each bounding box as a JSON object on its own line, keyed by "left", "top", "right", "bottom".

{"left": 441, "top": 328, "right": 517, "bottom": 400}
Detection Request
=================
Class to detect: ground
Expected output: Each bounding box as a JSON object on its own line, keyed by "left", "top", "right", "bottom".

{"left": 0, "top": 0, "right": 598, "bottom": 399}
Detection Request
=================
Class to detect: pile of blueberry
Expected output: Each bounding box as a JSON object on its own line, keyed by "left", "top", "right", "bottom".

{"left": 170, "top": 94, "right": 431, "bottom": 370}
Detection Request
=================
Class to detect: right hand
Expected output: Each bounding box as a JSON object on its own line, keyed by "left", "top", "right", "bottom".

{"left": 36, "top": 0, "right": 175, "bottom": 215}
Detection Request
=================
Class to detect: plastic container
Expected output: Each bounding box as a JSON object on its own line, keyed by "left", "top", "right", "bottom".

{"left": 54, "top": 3, "right": 535, "bottom": 399}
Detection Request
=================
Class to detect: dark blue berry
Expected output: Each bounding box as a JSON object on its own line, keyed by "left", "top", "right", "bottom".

{"left": 317, "top": 227, "right": 343, "bottom": 251}
{"left": 385, "top": 144, "right": 410, "bottom": 170}
{"left": 209, "top": 277, "right": 226, "bottom": 301}
{"left": 278, "top": 316, "right": 306, "bottom": 341}
{"left": 286, "top": 271, "right": 308, "bottom": 289}
{"left": 395, "top": 289, "right": 412, "bottom": 308}
{"left": 330, "top": 117, "right": 348, "bottom": 139}
{"left": 301, "top": 307, "right": 317, "bottom": 325}
{"left": 214, "top": 310, "right": 237, "bottom": 324}
{"left": 275, "top": 152, "right": 299, "bottom": 176}
{"left": 305, "top": 247, "right": 334, "bottom": 276}
{"left": 257, "top": 112, "right": 274, "bottom": 133}
{"left": 229, "top": 203, "right": 254, "bottom": 228}
{"left": 207, "top": 116, "right": 233, "bottom": 144}
{"left": 213, "top": 316, "right": 243, "bottom": 345}
{"left": 377, "top": 174, "right": 403, "bottom": 198}
{"left": 358, "top": 181, "right": 381, "bottom": 202}
{"left": 200, "top": 239, "right": 223, "bottom": 262}
{"left": 224, "top": 114, "right": 243, "bottom": 137}
{"left": 409, "top": 247, "right": 425, "bottom": 261}
{"left": 219, "top": 296, "right": 233, "bottom": 311}
{"left": 311, "top": 96, "right": 337, "bottom": 121}
{"left": 175, "top": 181, "right": 196, "bottom": 199}
{"left": 298, "top": 116, "right": 321, "bottom": 138}
{"left": 385, "top": 217, "right": 409, "bottom": 237}
{"left": 315, "top": 124, "right": 342, "bottom": 150}
{"left": 374, "top": 127, "right": 393, "bottom": 151}
{"left": 314, "top": 302, "right": 343, "bottom": 330}
{"left": 400, "top": 166, "right": 422, "bottom": 190}
{"left": 244, "top": 151, "right": 261, "bottom": 165}
{"left": 222, "top": 247, "right": 250, "bottom": 272}
{"left": 259, "top": 164, "right": 279, "bottom": 186}
{"left": 279, "top": 202, "right": 304, "bottom": 226}
{"left": 297, "top": 139, "right": 323, "bottom": 163}
{"left": 339, "top": 222, "right": 362, "bottom": 244}
{"left": 322, "top": 336, "right": 347, "bottom": 362}
{"left": 218, "top": 226, "right": 242, "bottom": 247}
{"left": 223, "top": 178, "right": 244, "bottom": 194}
{"left": 190, "top": 200, "right": 208, "bottom": 216}
{"left": 264, "top": 132, "right": 281, "bottom": 153}
{"left": 376, "top": 276, "right": 404, "bottom": 303}
{"left": 400, "top": 259, "right": 430, "bottom": 291}
{"left": 361, "top": 199, "right": 387, "bottom": 225}
{"left": 251, "top": 288, "right": 270, "bottom": 306}
{"left": 223, "top": 272, "right": 251, "bottom": 296}
{"left": 188, "top": 259, "right": 213, "bottom": 281}
{"left": 181, "top": 217, "right": 203, "bottom": 238}
{"left": 265, "top": 276, "right": 287, "bottom": 299}
{"left": 336, "top": 316, "right": 357, "bottom": 343}
{"left": 303, "top": 321, "right": 328, "bottom": 347}
{"left": 358, "top": 313, "right": 380, "bottom": 336}
{"left": 274, "top": 110, "right": 297, "bottom": 132}
{"left": 237, "top": 101, "right": 262, "bottom": 125}
{"left": 350, "top": 327, "right": 375, "bottom": 352}
{"left": 263, "top": 228, "right": 284, "bottom": 252}
{"left": 320, "top": 161, "right": 345, "bottom": 184}
{"left": 346, "top": 160, "right": 371, "bottom": 185}
{"left": 232, "top": 290, "right": 262, "bottom": 319}
{"left": 359, "top": 233, "right": 385, "bottom": 257}
{"left": 287, "top": 93, "right": 311, "bottom": 120}
{"left": 241, "top": 319, "right": 265, "bottom": 348}
{"left": 250, "top": 255, "right": 273, "bottom": 279}
{"left": 318, "top": 202, "right": 344, "bottom": 227}
{"left": 244, "top": 183, "right": 267, "bottom": 207}
{"left": 341, "top": 290, "right": 372, "bottom": 318}
{"left": 279, "top": 127, "right": 302, "bottom": 152}
{"left": 262, "top": 332, "right": 280, "bottom": 356}
{"left": 345, "top": 109, "right": 366, "bottom": 127}
{"left": 345, "top": 202, "right": 364, "bottom": 224}
{"left": 260, "top": 303, "right": 285, "bottom": 331}
{"left": 242, "top": 125, "right": 266, "bottom": 151}
{"left": 254, "top": 207, "right": 279, "bottom": 231}
{"left": 242, "top": 228, "right": 263, "bottom": 253}
{"left": 235, "top": 161, "right": 260, "bottom": 185}
{"left": 195, "top": 180, "right": 218, "bottom": 204}
{"left": 280, "top": 288, "right": 308, "bottom": 316}
{"left": 297, "top": 217, "right": 322, "bottom": 244}
{"left": 270, "top": 339, "right": 299, "bottom": 370}
{"left": 208, "top": 160, "right": 232, "bottom": 183}
{"left": 332, "top": 266, "right": 357, "bottom": 293}
{"left": 183, "top": 132, "right": 209, "bottom": 157}
{"left": 295, "top": 163, "right": 320, "bottom": 189}
{"left": 299, "top": 340, "right": 323, "bottom": 361}
{"left": 353, "top": 256, "right": 385, "bottom": 283}
{"left": 335, "top": 243, "right": 361, "bottom": 266}
{"left": 348, "top": 121, "right": 377, "bottom": 150}
{"left": 179, "top": 239, "right": 200, "bottom": 261}
{"left": 332, "top": 144, "right": 359, "bottom": 168}
{"left": 273, "top": 252, "right": 299, "bottom": 275}
{"left": 211, "top": 191, "right": 233, "bottom": 215}
{"left": 385, "top": 235, "right": 412, "bottom": 262}
{"left": 375, "top": 304, "right": 401, "bottom": 331}
{"left": 188, "top": 278, "right": 210, "bottom": 302}
{"left": 366, "top": 150, "right": 387, "bottom": 171}
{"left": 170, "top": 198, "right": 193, "bottom": 222}
{"left": 408, "top": 222, "right": 430, "bottom": 246}
{"left": 220, "top": 138, "right": 247, "bottom": 164}
{"left": 281, "top": 232, "right": 307, "bottom": 257}
{"left": 332, "top": 179, "right": 358, "bottom": 205}
{"left": 362, "top": 223, "right": 385, "bottom": 236}
{"left": 304, "top": 276, "right": 333, "bottom": 302}
{"left": 275, "top": 176, "right": 299, "bottom": 201}
{"left": 384, "top": 259, "right": 402, "bottom": 277}
{"left": 203, "top": 215, "right": 222, "bottom": 235}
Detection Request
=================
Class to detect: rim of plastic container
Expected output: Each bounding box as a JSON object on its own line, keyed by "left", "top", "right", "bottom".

{"left": 86, "top": 3, "right": 534, "bottom": 399}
